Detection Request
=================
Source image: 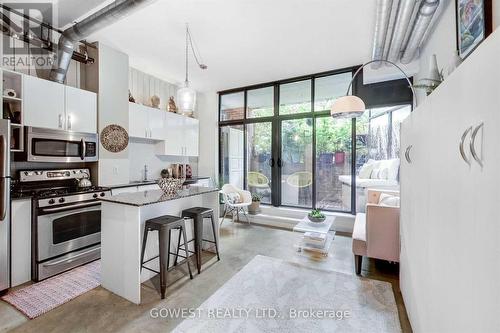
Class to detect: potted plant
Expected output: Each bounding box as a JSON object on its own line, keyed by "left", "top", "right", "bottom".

{"left": 248, "top": 193, "right": 262, "bottom": 215}
{"left": 333, "top": 140, "right": 346, "bottom": 165}
{"left": 308, "top": 209, "right": 326, "bottom": 223}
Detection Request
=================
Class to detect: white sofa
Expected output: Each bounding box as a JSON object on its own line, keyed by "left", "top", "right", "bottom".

{"left": 340, "top": 158, "right": 400, "bottom": 213}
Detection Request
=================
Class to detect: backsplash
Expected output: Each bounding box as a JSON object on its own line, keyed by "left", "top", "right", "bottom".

{"left": 128, "top": 138, "right": 198, "bottom": 181}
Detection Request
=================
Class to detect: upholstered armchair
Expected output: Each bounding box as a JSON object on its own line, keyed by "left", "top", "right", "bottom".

{"left": 220, "top": 184, "right": 252, "bottom": 225}
{"left": 352, "top": 189, "right": 400, "bottom": 275}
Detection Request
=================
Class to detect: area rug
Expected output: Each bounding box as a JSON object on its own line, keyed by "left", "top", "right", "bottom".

{"left": 1, "top": 260, "right": 100, "bottom": 319}
{"left": 173, "top": 255, "right": 401, "bottom": 332}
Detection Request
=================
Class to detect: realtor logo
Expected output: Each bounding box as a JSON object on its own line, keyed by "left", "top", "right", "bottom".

{"left": 1, "top": 2, "right": 56, "bottom": 68}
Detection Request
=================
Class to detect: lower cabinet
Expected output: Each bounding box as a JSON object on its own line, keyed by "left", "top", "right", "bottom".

{"left": 11, "top": 199, "right": 32, "bottom": 287}
{"left": 111, "top": 186, "right": 138, "bottom": 196}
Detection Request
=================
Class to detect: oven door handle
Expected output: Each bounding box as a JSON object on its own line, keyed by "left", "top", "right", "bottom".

{"left": 41, "top": 247, "right": 100, "bottom": 267}
{"left": 40, "top": 202, "right": 100, "bottom": 214}
{"left": 80, "top": 138, "right": 86, "bottom": 161}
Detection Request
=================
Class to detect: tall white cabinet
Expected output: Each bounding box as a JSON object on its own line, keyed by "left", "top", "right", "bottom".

{"left": 400, "top": 29, "right": 500, "bottom": 332}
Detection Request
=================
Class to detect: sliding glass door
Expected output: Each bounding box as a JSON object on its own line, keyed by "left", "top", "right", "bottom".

{"left": 247, "top": 122, "right": 273, "bottom": 204}
{"left": 280, "top": 118, "right": 313, "bottom": 208}
{"left": 218, "top": 67, "right": 412, "bottom": 213}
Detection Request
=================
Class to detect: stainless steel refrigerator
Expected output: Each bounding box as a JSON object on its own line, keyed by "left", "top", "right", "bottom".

{"left": 0, "top": 119, "right": 10, "bottom": 293}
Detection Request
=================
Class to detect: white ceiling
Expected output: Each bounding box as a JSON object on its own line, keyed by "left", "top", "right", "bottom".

{"left": 76, "top": 0, "right": 376, "bottom": 92}
{"left": 55, "top": 0, "right": 114, "bottom": 29}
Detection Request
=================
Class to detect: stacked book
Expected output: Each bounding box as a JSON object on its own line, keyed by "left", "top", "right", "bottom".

{"left": 302, "top": 232, "right": 327, "bottom": 249}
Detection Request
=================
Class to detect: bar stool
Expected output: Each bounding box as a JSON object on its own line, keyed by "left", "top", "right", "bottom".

{"left": 140, "top": 215, "right": 193, "bottom": 299}
{"left": 181, "top": 207, "right": 220, "bottom": 274}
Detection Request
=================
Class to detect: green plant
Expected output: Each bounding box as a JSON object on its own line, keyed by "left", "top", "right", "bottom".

{"left": 251, "top": 193, "right": 262, "bottom": 202}
{"left": 309, "top": 209, "right": 325, "bottom": 219}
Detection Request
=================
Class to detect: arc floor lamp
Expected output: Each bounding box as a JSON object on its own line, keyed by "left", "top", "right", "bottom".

{"left": 331, "top": 59, "right": 417, "bottom": 119}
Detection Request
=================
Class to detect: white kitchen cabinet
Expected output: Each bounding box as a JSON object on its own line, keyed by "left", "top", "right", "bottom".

{"left": 129, "top": 103, "right": 165, "bottom": 140}
{"left": 24, "top": 75, "right": 97, "bottom": 133}
{"left": 156, "top": 112, "right": 199, "bottom": 157}
{"left": 24, "top": 74, "right": 65, "bottom": 130}
{"left": 129, "top": 103, "right": 149, "bottom": 138}
{"left": 400, "top": 29, "right": 500, "bottom": 332}
{"left": 183, "top": 117, "right": 199, "bottom": 156}
{"left": 111, "top": 186, "right": 138, "bottom": 196}
{"left": 65, "top": 85, "right": 97, "bottom": 133}
{"left": 148, "top": 108, "right": 165, "bottom": 140}
{"left": 11, "top": 199, "right": 32, "bottom": 287}
{"left": 137, "top": 184, "right": 159, "bottom": 191}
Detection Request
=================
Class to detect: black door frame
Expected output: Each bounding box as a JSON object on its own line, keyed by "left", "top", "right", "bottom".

{"left": 218, "top": 65, "right": 413, "bottom": 214}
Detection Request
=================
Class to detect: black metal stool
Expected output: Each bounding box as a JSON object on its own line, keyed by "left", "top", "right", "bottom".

{"left": 181, "top": 207, "right": 220, "bottom": 274}
{"left": 140, "top": 215, "right": 193, "bottom": 299}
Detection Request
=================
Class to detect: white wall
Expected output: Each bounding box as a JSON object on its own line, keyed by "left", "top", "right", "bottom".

{"left": 128, "top": 138, "right": 198, "bottom": 181}
{"left": 129, "top": 67, "right": 178, "bottom": 109}
{"left": 415, "top": 0, "right": 500, "bottom": 102}
{"left": 197, "top": 91, "right": 219, "bottom": 183}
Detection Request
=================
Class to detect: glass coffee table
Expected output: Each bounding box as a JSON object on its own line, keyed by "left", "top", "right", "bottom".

{"left": 293, "top": 216, "right": 336, "bottom": 257}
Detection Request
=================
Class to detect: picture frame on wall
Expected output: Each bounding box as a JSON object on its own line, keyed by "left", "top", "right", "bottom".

{"left": 455, "top": 0, "right": 493, "bottom": 59}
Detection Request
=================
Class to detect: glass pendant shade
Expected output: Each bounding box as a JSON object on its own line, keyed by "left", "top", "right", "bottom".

{"left": 176, "top": 82, "right": 196, "bottom": 114}
{"left": 330, "top": 95, "right": 366, "bottom": 119}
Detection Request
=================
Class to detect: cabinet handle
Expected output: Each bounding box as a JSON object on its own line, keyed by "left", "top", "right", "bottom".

{"left": 67, "top": 115, "right": 72, "bottom": 130}
{"left": 58, "top": 114, "right": 63, "bottom": 128}
{"left": 405, "top": 145, "right": 413, "bottom": 163}
{"left": 459, "top": 126, "right": 472, "bottom": 165}
{"left": 470, "top": 122, "right": 484, "bottom": 167}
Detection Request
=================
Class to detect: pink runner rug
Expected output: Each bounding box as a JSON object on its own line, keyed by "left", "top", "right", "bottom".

{"left": 1, "top": 260, "right": 100, "bottom": 319}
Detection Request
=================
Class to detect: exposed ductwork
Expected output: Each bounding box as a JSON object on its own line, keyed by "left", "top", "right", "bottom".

{"left": 371, "top": 0, "right": 393, "bottom": 69}
{"left": 49, "top": 0, "right": 154, "bottom": 83}
{"left": 400, "top": 0, "right": 440, "bottom": 64}
{"left": 371, "top": 0, "right": 440, "bottom": 66}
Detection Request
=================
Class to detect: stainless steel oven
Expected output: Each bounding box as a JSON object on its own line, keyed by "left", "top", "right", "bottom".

{"left": 26, "top": 127, "right": 98, "bottom": 163}
{"left": 36, "top": 202, "right": 101, "bottom": 261}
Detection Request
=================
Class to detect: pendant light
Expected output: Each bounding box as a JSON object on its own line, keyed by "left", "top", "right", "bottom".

{"left": 176, "top": 23, "right": 207, "bottom": 115}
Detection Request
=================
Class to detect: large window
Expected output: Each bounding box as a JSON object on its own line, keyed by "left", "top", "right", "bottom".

{"left": 218, "top": 68, "right": 412, "bottom": 213}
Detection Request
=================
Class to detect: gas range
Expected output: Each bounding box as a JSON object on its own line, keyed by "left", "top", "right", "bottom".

{"left": 16, "top": 168, "right": 110, "bottom": 281}
{"left": 13, "top": 168, "right": 111, "bottom": 205}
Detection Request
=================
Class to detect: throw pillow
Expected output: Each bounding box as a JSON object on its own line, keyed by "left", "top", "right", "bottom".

{"left": 371, "top": 168, "right": 380, "bottom": 179}
{"left": 227, "top": 192, "right": 241, "bottom": 204}
{"left": 378, "top": 193, "right": 400, "bottom": 207}
{"left": 378, "top": 168, "right": 389, "bottom": 179}
{"left": 358, "top": 162, "right": 374, "bottom": 179}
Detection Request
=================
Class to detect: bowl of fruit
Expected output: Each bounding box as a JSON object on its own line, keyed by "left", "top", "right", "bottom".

{"left": 307, "top": 209, "right": 326, "bottom": 223}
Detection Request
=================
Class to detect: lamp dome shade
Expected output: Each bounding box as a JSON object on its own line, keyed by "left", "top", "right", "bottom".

{"left": 176, "top": 83, "right": 197, "bottom": 114}
{"left": 330, "top": 95, "right": 366, "bottom": 119}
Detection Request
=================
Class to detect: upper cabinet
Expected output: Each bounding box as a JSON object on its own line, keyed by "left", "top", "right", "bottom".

{"left": 129, "top": 102, "right": 164, "bottom": 140}
{"left": 24, "top": 75, "right": 97, "bottom": 133}
{"left": 23, "top": 75, "right": 65, "bottom": 130}
{"left": 128, "top": 102, "right": 199, "bottom": 157}
{"left": 65, "top": 85, "right": 97, "bottom": 133}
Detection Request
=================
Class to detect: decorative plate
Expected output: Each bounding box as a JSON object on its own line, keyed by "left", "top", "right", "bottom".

{"left": 100, "top": 124, "right": 129, "bottom": 153}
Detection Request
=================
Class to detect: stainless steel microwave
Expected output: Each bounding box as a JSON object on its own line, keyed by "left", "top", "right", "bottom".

{"left": 26, "top": 127, "right": 98, "bottom": 163}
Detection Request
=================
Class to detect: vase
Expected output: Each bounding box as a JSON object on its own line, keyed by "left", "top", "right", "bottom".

{"left": 428, "top": 54, "right": 441, "bottom": 82}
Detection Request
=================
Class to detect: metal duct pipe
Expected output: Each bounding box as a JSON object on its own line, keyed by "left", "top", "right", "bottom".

{"left": 49, "top": 0, "right": 154, "bottom": 83}
{"left": 371, "top": 0, "right": 393, "bottom": 69}
{"left": 400, "top": 0, "right": 440, "bottom": 64}
{"left": 387, "top": 0, "right": 418, "bottom": 63}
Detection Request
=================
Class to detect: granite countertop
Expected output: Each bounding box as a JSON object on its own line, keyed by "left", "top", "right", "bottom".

{"left": 99, "top": 186, "right": 219, "bottom": 207}
{"left": 108, "top": 176, "right": 211, "bottom": 189}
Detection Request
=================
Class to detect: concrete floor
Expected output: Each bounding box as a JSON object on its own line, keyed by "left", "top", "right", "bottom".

{"left": 0, "top": 222, "right": 411, "bottom": 333}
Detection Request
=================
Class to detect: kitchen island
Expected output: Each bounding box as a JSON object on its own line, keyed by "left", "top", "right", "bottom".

{"left": 99, "top": 186, "right": 220, "bottom": 304}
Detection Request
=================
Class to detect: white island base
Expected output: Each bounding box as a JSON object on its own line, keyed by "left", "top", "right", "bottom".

{"left": 100, "top": 187, "right": 219, "bottom": 304}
